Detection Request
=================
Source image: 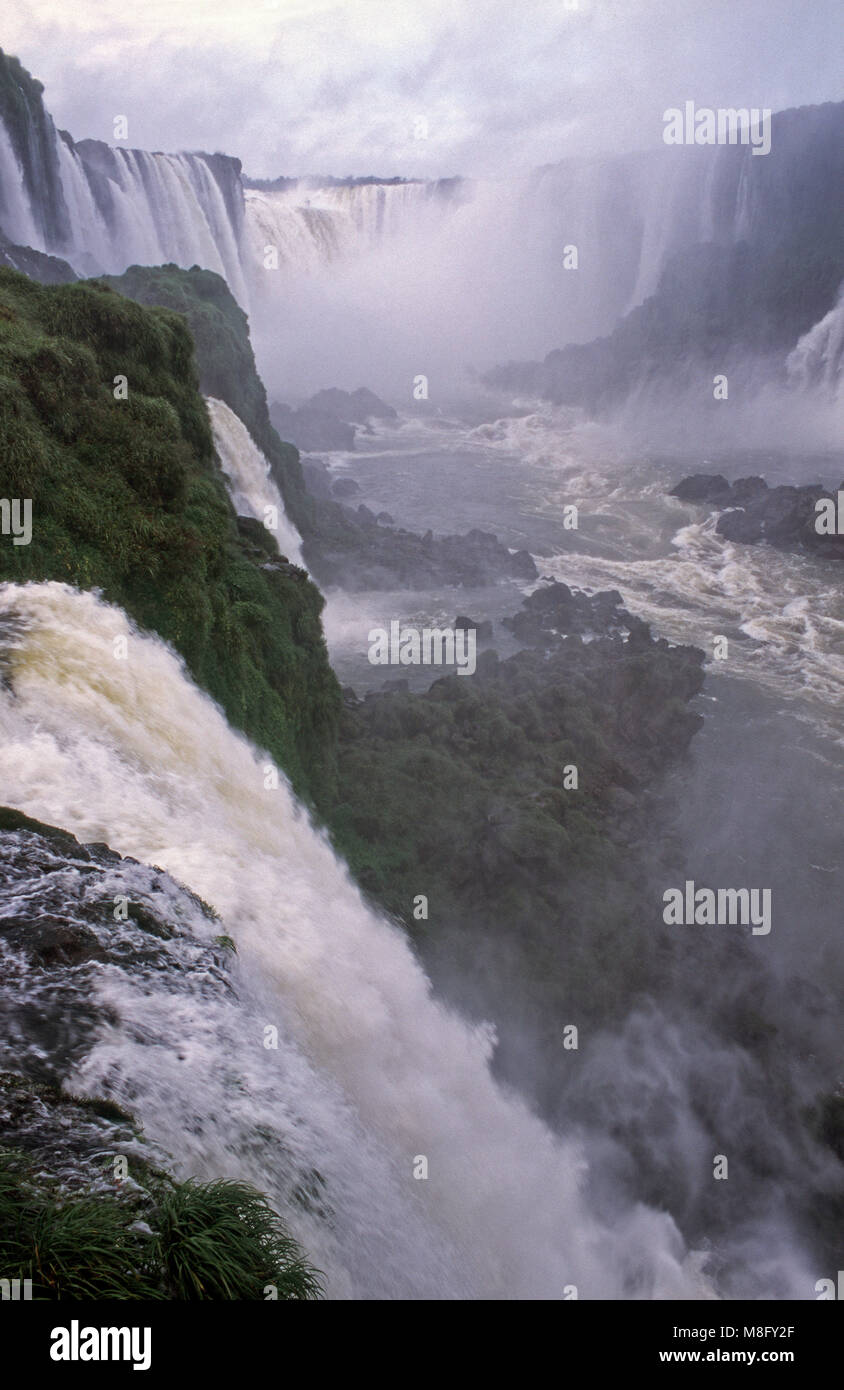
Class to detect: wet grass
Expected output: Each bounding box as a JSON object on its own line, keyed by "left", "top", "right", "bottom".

{"left": 0, "top": 1149, "right": 323, "bottom": 1300}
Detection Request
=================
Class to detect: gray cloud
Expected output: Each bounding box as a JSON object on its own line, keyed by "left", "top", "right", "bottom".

{"left": 4, "top": 0, "right": 843, "bottom": 176}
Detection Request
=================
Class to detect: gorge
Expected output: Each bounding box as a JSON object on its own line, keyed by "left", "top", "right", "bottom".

{"left": 0, "top": 39, "right": 842, "bottom": 1305}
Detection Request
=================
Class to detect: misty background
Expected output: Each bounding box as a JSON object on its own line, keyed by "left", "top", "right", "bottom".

{"left": 5, "top": 0, "right": 844, "bottom": 178}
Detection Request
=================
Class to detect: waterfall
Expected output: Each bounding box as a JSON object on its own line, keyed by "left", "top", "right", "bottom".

{"left": 0, "top": 580, "right": 711, "bottom": 1300}
{"left": 787, "top": 289, "right": 844, "bottom": 395}
{"left": 0, "top": 120, "right": 42, "bottom": 248}
{"left": 0, "top": 54, "right": 247, "bottom": 296}
{"left": 50, "top": 140, "right": 248, "bottom": 298}
{"left": 240, "top": 178, "right": 455, "bottom": 281}
{"left": 206, "top": 395, "right": 305, "bottom": 567}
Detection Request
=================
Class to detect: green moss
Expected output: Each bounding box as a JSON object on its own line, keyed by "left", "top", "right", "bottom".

{"left": 0, "top": 268, "right": 340, "bottom": 803}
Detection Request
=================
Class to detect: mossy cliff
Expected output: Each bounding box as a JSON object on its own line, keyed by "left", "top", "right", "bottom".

{"left": 0, "top": 268, "right": 340, "bottom": 803}
{"left": 103, "top": 263, "right": 536, "bottom": 591}
{"left": 103, "top": 263, "right": 314, "bottom": 534}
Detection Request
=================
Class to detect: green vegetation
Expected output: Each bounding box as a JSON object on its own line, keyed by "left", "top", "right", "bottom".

{"left": 330, "top": 631, "right": 704, "bottom": 1052}
{"left": 0, "top": 263, "right": 706, "bottom": 1050}
{"left": 154, "top": 1179, "right": 321, "bottom": 1300}
{"left": 103, "top": 263, "right": 314, "bottom": 533}
{"left": 0, "top": 1149, "right": 322, "bottom": 1300}
{"left": 0, "top": 268, "right": 340, "bottom": 802}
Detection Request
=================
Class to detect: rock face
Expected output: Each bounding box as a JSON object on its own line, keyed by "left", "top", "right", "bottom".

{"left": 672, "top": 474, "right": 844, "bottom": 557}
{"left": 300, "top": 459, "right": 334, "bottom": 499}
{"left": 502, "top": 581, "right": 634, "bottom": 643}
{"left": 0, "top": 230, "right": 77, "bottom": 283}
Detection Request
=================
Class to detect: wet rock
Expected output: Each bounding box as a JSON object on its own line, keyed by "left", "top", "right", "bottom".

{"left": 502, "top": 581, "right": 628, "bottom": 642}
{"left": 672, "top": 474, "right": 844, "bottom": 557}
{"left": 671, "top": 474, "right": 732, "bottom": 504}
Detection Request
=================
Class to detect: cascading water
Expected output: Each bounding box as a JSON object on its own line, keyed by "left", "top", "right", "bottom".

{"left": 51, "top": 141, "right": 247, "bottom": 298}
{"left": 4, "top": 50, "right": 841, "bottom": 396}
{"left": 0, "top": 56, "right": 247, "bottom": 296}
{"left": 0, "top": 580, "right": 711, "bottom": 1300}
{"left": 207, "top": 396, "right": 305, "bottom": 567}
{"left": 0, "top": 120, "right": 43, "bottom": 248}
{"left": 787, "top": 289, "right": 844, "bottom": 396}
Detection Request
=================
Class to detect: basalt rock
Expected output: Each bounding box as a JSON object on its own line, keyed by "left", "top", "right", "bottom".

{"left": 672, "top": 474, "right": 844, "bottom": 556}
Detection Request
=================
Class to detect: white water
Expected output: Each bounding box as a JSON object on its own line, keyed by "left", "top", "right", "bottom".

{"left": 56, "top": 144, "right": 248, "bottom": 299}
{"left": 207, "top": 396, "right": 305, "bottom": 567}
{"left": 459, "top": 407, "right": 844, "bottom": 741}
{"left": 0, "top": 580, "right": 712, "bottom": 1299}
{"left": 787, "top": 289, "right": 844, "bottom": 395}
{"left": 0, "top": 88, "right": 248, "bottom": 296}
{"left": 0, "top": 121, "right": 42, "bottom": 248}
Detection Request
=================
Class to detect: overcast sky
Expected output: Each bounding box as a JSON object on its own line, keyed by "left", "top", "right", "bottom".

{"left": 4, "top": 0, "right": 843, "bottom": 178}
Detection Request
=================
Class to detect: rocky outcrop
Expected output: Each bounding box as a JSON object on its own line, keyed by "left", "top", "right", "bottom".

{"left": 501, "top": 580, "right": 634, "bottom": 643}
{"left": 672, "top": 474, "right": 844, "bottom": 556}
{"left": 0, "top": 813, "right": 321, "bottom": 1300}
{"left": 271, "top": 400, "right": 356, "bottom": 452}
{"left": 0, "top": 229, "right": 77, "bottom": 283}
